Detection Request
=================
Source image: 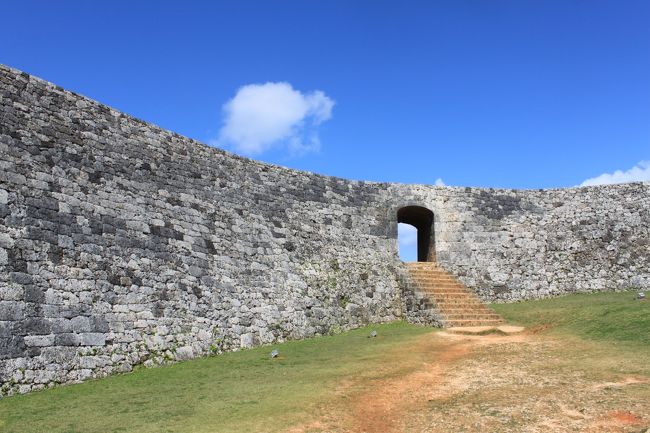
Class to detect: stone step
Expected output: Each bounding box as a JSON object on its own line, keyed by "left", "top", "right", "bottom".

{"left": 408, "top": 269, "right": 454, "bottom": 274}
{"left": 429, "top": 296, "right": 482, "bottom": 302}
{"left": 411, "top": 281, "right": 460, "bottom": 286}
{"left": 437, "top": 306, "right": 492, "bottom": 313}
{"left": 429, "top": 296, "right": 478, "bottom": 302}
{"left": 419, "top": 288, "right": 473, "bottom": 294}
{"left": 435, "top": 302, "right": 484, "bottom": 311}
{"left": 427, "top": 293, "right": 477, "bottom": 300}
{"left": 410, "top": 272, "right": 444, "bottom": 276}
{"left": 410, "top": 275, "right": 461, "bottom": 281}
{"left": 443, "top": 312, "right": 501, "bottom": 320}
{"left": 418, "top": 288, "right": 470, "bottom": 293}
{"left": 445, "top": 307, "right": 496, "bottom": 314}
{"left": 424, "top": 292, "right": 473, "bottom": 297}
{"left": 411, "top": 280, "right": 462, "bottom": 285}
{"left": 433, "top": 298, "right": 484, "bottom": 304}
{"left": 410, "top": 271, "right": 456, "bottom": 274}
{"left": 445, "top": 319, "right": 505, "bottom": 327}
{"left": 412, "top": 283, "right": 459, "bottom": 287}
{"left": 407, "top": 267, "right": 452, "bottom": 272}
{"left": 407, "top": 271, "right": 450, "bottom": 276}
{"left": 411, "top": 277, "right": 455, "bottom": 281}
{"left": 413, "top": 272, "right": 455, "bottom": 276}
{"left": 420, "top": 287, "right": 470, "bottom": 292}
{"left": 444, "top": 313, "right": 503, "bottom": 320}
{"left": 440, "top": 305, "right": 498, "bottom": 312}
{"left": 416, "top": 286, "right": 468, "bottom": 292}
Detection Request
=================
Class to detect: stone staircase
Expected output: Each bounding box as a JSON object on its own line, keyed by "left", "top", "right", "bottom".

{"left": 406, "top": 262, "right": 504, "bottom": 327}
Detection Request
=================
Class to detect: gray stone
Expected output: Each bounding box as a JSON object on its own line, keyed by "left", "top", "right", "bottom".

{"left": 17, "top": 318, "right": 51, "bottom": 335}
{"left": 0, "top": 302, "right": 24, "bottom": 321}
{"left": 24, "top": 286, "right": 44, "bottom": 303}
{"left": 0, "top": 233, "right": 13, "bottom": 248}
{"left": 71, "top": 316, "right": 91, "bottom": 333}
{"left": 0, "top": 286, "right": 22, "bottom": 302}
{"left": 0, "top": 322, "right": 12, "bottom": 338}
{"left": 175, "top": 346, "right": 194, "bottom": 360}
{"left": 240, "top": 333, "right": 254, "bottom": 349}
{"left": 10, "top": 272, "right": 33, "bottom": 285}
{"left": 24, "top": 335, "right": 55, "bottom": 347}
{"left": 0, "top": 336, "right": 27, "bottom": 359}
{"left": 79, "top": 333, "right": 106, "bottom": 346}
{"left": 54, "top": 333, "right": 80, "bottom": 346}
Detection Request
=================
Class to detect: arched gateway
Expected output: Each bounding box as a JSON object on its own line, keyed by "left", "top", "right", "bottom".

{"left": 397, "top": 205, "right": 504, "bottom": 327}
{"left": 397, "top": 205, "right": 435, "bottom": 262}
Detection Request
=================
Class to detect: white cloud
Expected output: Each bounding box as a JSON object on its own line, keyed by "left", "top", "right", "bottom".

{"left": 398, "top": 223, "right": 418, "bottom": 262}
{"left": 580, "top": 160, "right": 650, "bottom": 186}
{"left": 434, "top": 178, "right": 445, "bottom": 186}
{"left": 216, "top": 82, "right": 334, "bottom": 156}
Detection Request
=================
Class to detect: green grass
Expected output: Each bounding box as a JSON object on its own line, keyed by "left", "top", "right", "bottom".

{"left": 0, "top": 322, "right": 433, "bottom": 433}
{"left": 491, "top": 290, "right": 650, "bottom": 345}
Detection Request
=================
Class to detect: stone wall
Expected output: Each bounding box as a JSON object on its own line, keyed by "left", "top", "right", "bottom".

{"left": 0, "top": 64, "right": 648, "bottom": 395}
{"left": 388, "top": 182, "right": 650, "bottom": 302}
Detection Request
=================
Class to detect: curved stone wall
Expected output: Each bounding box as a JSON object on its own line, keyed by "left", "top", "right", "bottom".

{"left": 0, "top": 64, "right": 648, "bottom": 395}
{"left": 388, "top": 182, "right": 650, "bottom": 301}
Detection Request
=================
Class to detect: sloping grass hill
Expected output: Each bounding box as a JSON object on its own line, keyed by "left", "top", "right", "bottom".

{"left": 492, "top": 290, "right": 650, "bottom": 346}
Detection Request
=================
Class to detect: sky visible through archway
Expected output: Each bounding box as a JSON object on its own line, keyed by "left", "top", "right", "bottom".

{"left": 398, "top": 223, "right": 418, "bottom": 262}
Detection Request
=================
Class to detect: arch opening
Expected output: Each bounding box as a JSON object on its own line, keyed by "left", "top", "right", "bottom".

{"left": 397, "top": 206, "right": 435, "bottom": 262}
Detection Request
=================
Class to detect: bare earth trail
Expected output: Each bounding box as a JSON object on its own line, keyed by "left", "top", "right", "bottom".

{"left": 287, "top": 330, "right": 650, "bottom": 433}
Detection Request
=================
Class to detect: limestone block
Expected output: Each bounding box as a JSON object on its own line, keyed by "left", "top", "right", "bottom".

{"left": 79, "top": 333, "right": 106, "bottom": 346}
{"left": 175, "top": 346, "right": 194, "bottom": 361}
{"left": 240, "top": 333, "right": 254, "bottom": 349}
{"left": 0, "top": 302, "right": 24, "bottom": 321}
{"left": 24, "top": 334, "right": 54, "bottom": 347}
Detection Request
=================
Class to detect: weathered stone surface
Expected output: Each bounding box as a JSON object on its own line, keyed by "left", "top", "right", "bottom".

{"left": 79, "top": 333, "right": 105, "bottom": 347}
{"left": 54, "top": 333, "right": 80, "bottom": 347}
{"left": 24, "top": 335, "right": 55, "bottom": 347}
{"left": 0, "top": 303, "right": 24, "bottom": 321}
{"left": 175, "top": 346, "right": 194, "bottom": 361}
{"left": 0, "top": 64, "right": 648, "bottom": 396}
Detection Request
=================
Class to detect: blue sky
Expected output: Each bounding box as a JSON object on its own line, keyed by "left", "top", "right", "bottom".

{"left": 2, "top": 1, "right": 649, "bottom": 259}
{"left": 2, "top": 1, "right": 648, "bottom": 189}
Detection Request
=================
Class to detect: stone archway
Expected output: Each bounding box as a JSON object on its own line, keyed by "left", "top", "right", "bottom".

{"left": 397, "top": 205, "right": 435, "bottom": 262}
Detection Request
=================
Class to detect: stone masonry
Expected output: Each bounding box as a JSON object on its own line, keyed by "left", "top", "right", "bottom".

{"left": 0, "top": 64, "right": 648, "bottom": 395}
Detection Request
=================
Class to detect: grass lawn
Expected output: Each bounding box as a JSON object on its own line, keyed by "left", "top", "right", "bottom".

{"left": 491, "top": 290, "right": 650, "bottom": 345}
{"left": 0, "top": 322, "right": 434, "bottom": 433}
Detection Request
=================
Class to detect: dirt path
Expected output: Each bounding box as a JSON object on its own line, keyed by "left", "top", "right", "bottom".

{"left": 346, "top": 333, "right": 472, "bottom": 433}
{"left": 287, "top": 330, "right": 650, "bottom": 433}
